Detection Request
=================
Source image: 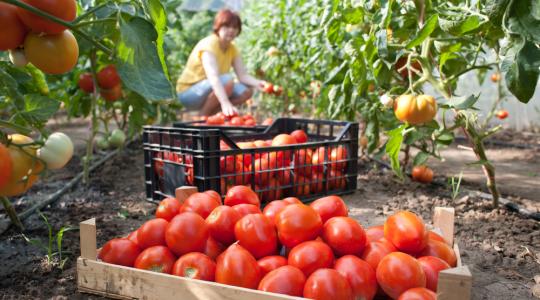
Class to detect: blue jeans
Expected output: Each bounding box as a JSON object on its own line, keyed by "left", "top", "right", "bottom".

{"left": 177, "top": 74, "right": 248, "bottom": 110}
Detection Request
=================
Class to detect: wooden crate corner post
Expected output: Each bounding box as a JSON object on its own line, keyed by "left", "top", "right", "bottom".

{"left": 175, "top": 186, "right": 198, "bottom": 203}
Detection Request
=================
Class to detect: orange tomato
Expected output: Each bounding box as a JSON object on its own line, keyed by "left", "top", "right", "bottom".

{"left": 24, "top": 30, "right": 78, "bottom": 74}
{"left": 394, "top": 94, "right": 437, "bottom": 125}
{"left": 411, "top": 165, "right": 434, "bottom": 183}
{"left": 376, "top": 252, "right": 426, "bottom": 299}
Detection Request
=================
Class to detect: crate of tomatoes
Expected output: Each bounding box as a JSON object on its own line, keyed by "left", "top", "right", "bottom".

{"left": 143, "top": 118, "right": 359, "bottom": 204}
{"left": 77, "top": 186, "right": 472, "bottom": 300}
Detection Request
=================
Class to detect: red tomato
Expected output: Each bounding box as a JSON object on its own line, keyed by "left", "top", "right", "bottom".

{"left": 271, "top": 134, "right": 296, "bottom": 161}
{"left": 262, "top": 200, "right": 289, "bottom": 226}
{"left": 288, "top": 240, "right": 334, "bottom": 277}
{"left": 127, "top": 229, "right": 139, "bottom": 246}
{"left": 310, "top": 147, "right": 326, "bottom": 173}
{"left": 78, "top": 73, "right": 94, "bottom": 93}
{"left": 232, "top": 203, "right": 262, "bottom": 218}
{"left": 496, "top": 109, "right": 509, "bottom": 120}
{"left": 275, "top": 204, "right": 322, "bottom": 248}
{"left": 257, "top": 178, "right": 283, "bottom": 203}
{"left": 244, "top": 119, "right": 256, "bottom": 126}
{"left": 293, "top": 149, "right": 313, "bottom": 176}
{"left": 376, "top": 252, "right": 426, "bottom": 299}
{"left": 206, "top": 205, "right": 241, "bottom": 245}
{"left": 309, "top": 195, "right": 348, "bottom": 224}
{"left": 204, "top": 190, "right": 222, "bottom": 205}
{"left": 411, "top": 165, "right": 434, "bottom": 183}
{"left": 262, "top": 118, "right": 273, "bottom": 125}
{"left": 172, "top": 252, "right": 216, "bottom": 281}
{"left": 235, "top": 214, "right": 278, "bottom": 259}
{"left": 97, "top": 64, "right": 121, "bottom": 89}
{"left": 230, "top": 116, "right": 244, "bottom": 125}
{"left": 17, "top": 0, "right": 76, "bottom": 34}
{"left": 418, "top": 239, "right": 457, "bottom": 267}
{"left": 361, "top": 240, "right": 397, "bottom": 271}
{"left": 417, "top": 256, "right": 451, "bottom": 292}
{"left": 365, "top": 225, "right": 385, "bottom": 243}
{"left": 134, "top": 245, "right": 176, "bottom": 274}
{"left": 98, "top": 238, "right": 141, "bottom": 267}
{"left": 303, "top": 269, "right": 353, "bottom": 300}
{"left": 100, "top": 84, "right": 122, "bottom": 102}
{"left": 329, "top": 146, "right": 348, "bottom": 170}
{"left": 224, "top": 185, "right": 260, "bottom": 207}
{"left": 282, "top": 197, "right": 302, "bottom": 205}
{"left": 155, "top": 197, "right": 182, "bottom": 221}
{"left": 251, "top": 157, "right": 274, "bottom": 186}
{"left": 428, "top": 231, "right": 447, "bottom": 244}
{"left": 327, "top": 169, "right": 347, "bottom": 190}
{"left": 397, "top": 287, "right": 437, "bottom": 300}
{"left": 165, "top": 212, "right": 209, "bottom": 256}
{"left": 290, "top": 129, "right": 308, "bottom": 143}
{"left": 180, "top": 192, "right": 220, "bottom": 219}
{"left": 0, "top": 3, "right": 27, "bottom": 50}
{"left": 263, "top": 83, "right": 274, "bottom": 94}
{"left": 384, "top": 211, "right": 428, "bottom": 254}
{"left": 258, "top": 265, "right": 306, "bottom": 297}
{"left": 204, "top": 236, "right": 225, "bottom": 260}
{"left": 322, "top": 216, "right": 366, "bottom": 256}
{"left": 207, "top": 114, "right": 225, "bottom": 125}
{"left": 257, "top": 255, "right": 288, "bottom": 277}
{"left": 334, "top": 255, "right": 377, "bottom": 300}
{"left": 137, "top": 218, "right": 169, "bottom": 249}
{"left": 215, "top": 244, "right": 261, "bottom": 289}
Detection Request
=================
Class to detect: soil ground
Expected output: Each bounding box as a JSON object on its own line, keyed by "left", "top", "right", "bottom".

{"left": 0, "top": 121, "right": 539, "bottom": 300}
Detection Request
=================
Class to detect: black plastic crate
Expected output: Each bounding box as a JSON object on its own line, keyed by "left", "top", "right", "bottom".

{"left": 173, "top": 120, "right": 268, "bottom": 135}
{"left": 144, "top": 118, "right": 358, "bottom": 204}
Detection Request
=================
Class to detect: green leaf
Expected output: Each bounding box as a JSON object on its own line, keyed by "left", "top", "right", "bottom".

{"left": 13, "top": 95, "right": 60, "bottom": 125}
{"left": 443, "top": 94, "right": 479, "bottom": 110}
{"left": 324, "top": 61, "right": 348, "bottom": 85}
{"left": 436, "top": 131, "right": 455, "bottom": 145}
{"left": 376, "top": 29, "right": 389, "bottom": 58}
{"left": 117, "top": 16, "right": 173, "bottom": 100}
{"left": 385, "top": 125, "right": 406, "bottom": 179}
{"left": 439, "top": 15, "right": 483, "bottom": 36}
{"left": 379, "top": 0, "right": 394, "bottom": 28}
{"left": 505, "top": 0, "right": 540, "bottom": 44}
{"left": 325, "top": 17, "right": 344, "bottom": 44}
{"left": 406, "top": 14, "right": 438, "bottom": 49}
{"left": 413, "top": 152, "right": 430, "bottom": 166}
{"left": 485, "top": 0, "right": 511, "bottom": 26}
{"left": 0, "top": 66, "right": 24, "bottom": 104}
{"left": 501, "top": 39, "right": 540, "bottom": 103}
{"left": 366, "top": 116, "right": 380, "bottom": 153}
{"left": 343, "top": 7, "right": 363, "bottom": 24}
{"left": 144, "top": 0, "right": 169, "bottom": 81}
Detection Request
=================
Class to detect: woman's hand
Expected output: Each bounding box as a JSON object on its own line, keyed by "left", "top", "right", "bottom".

{"left": 220, "top": 100, "right": 238, "bottom": 117}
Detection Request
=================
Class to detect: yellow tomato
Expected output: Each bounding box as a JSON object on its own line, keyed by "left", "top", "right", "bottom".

{"left": 0, "top": 134, "right": 43, "bottom": 197}
{"left": 24, "top": 30, "right": 79, "bottom": 75}
{"left": 394, "top": 94, "right": 437, "bottom": 125}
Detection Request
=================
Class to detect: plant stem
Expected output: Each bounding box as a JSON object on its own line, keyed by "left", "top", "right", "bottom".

{"left": 2, "top": 0, "right": 112, "bottom": 56}
{"left": 1, "top": 196, "right": 24, "bottom": 230}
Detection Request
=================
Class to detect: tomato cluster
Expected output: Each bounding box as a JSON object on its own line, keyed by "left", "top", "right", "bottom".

{"left": 204, "top": 112, "right": 258, "bottom": 126}
{"left": 0, "top": 132, "right": 73, "bottom": 197}
{"left": 99, "top": 189, "right": 455, "bottom": 299}
{"left": 262, "top": 82, "right": 283, "bottom": 96}
{"left": 1, "top": 0, "right": 79, "bottom": 74}
{"left": 78, "top": 65, "right": 123, "bottom": 101}
{"left": 218, "top": 130, "right": 349, "bottom": 202}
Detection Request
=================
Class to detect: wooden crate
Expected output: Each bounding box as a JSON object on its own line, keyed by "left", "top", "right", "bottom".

{"left": 77, "top": 187, "right": 472, "bottom": 300}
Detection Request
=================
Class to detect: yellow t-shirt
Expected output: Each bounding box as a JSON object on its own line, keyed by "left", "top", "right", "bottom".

{"left": 176, "top": 34, "right": 239, "bottom": 93}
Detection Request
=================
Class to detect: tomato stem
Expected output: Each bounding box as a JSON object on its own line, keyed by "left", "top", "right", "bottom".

{"left": 1, "top": 196, "right": 24, "bottom": 231}
{"left": 3, "top": 0, "right": 113, "bottom": 56}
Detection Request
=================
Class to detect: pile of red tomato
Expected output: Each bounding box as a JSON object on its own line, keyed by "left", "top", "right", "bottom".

{"left": 78, "top": 65, "right": 123, "bottom": 101}
{"left": 202, "top": 112, "right": 274, "bottom": 127}
{"left": 99, "top": 186, "right": 456, "bottom": 300}
{"left": 1, "top": 0, "right": 79, "bottom": 74}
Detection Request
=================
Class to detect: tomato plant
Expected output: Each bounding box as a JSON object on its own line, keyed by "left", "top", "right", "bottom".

{"left": 258, "top": 265, "right": 306, "bottom": 297}
{"left": 376, "top": 252, "right": 427, "bottom": 299}
{"left": 172, "top": 252, "right": 216, "bottom": 281}
{"left": 134, "top": 245, "right": 176, "bottom": 274}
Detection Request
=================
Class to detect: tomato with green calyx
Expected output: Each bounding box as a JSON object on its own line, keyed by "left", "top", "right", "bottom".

{"left": 24, "top": 30, "right": 78, "bottom": 75}
{"left": 172, "top": 252, "right": 216, "bottom": 281}
{"left": 17, "top": 0, "right": 76, "bottom": 34}
{"left": 97, "top": 65, "right": 121, "bottom": 89}
{"left": 258, "top": 265, "right": 306, "bottom": 297}
{"left": 38, "top": 132, "right": 73, "bottom": 170}
{"left": 0, "top": 3, "right": 27, "bottom": 50}
{"left": 394, "top": 94, "right": 437, "bottom": 125}
{"left": 0, "top": 144, "right": 13, "bottom": 190}
{"left": 8, "top": 49, "right": 29, "bottom": 67}
{"left": 98, "top": 238, "right": 141, "bottom": 267}
{"left": 108, "top": 129, "right": 126, "bottom": 148}
{"left": 78, "top": 73, "right": 94, "bottom": 93}
{"left": 134, "top": 245, "right": 176, "bottom": 274}
{"left": 0, "top": 134, "right": 42, "bottom": 197}
{"left": 412, "top": 165, "right": 433, "bottom": 183}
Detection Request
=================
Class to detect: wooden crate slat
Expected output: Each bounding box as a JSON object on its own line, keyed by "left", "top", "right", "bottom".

{"left": 437, "top": 265, "right": 473, "bottom": 300}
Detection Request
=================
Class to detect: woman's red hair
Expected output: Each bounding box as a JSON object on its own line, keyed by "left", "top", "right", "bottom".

{"left": 213, "top": 9, "right": 242, "bottom": 35}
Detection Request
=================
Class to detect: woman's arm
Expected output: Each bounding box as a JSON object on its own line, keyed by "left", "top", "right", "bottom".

{"left": 201, "top": 51, "right": 237, "bottom": 116}
{"left": 233, "top": 56, "right": 266, "bottom": 91}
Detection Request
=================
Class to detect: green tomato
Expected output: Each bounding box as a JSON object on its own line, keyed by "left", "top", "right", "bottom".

{"left": 108, "top": 129, "right": 126, "bottom": 148}
{"left": 37, "top": 132, "right": 73, "bottom": 170}
{"left": 95, "top": 136, "right": 110, "bottom": 150}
